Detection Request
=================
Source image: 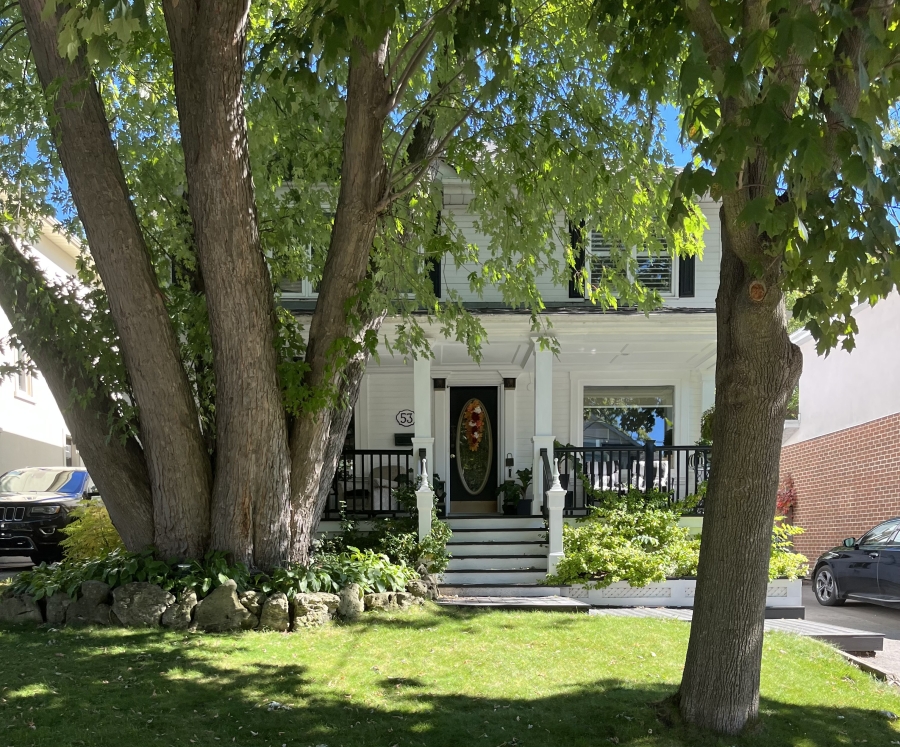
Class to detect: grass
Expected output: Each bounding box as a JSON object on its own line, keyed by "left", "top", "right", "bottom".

{"left": 0, "top": 604, "right": 898, "bottom": 746}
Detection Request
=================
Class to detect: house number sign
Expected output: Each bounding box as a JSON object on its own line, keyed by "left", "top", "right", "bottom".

{"left": 396, "top": 409, "right": 415, "bottom": 427}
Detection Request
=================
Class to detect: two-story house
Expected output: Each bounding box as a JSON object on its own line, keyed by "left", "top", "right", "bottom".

{"left": 0, "top": 223, "right": 83, "bottom": 475}
{"left": 286, "top": 169, "right": 719, "bottom": 591}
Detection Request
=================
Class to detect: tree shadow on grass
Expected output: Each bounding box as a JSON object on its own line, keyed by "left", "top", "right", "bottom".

{"left": 0, "top": 623, "right": 896, "bottom": 747}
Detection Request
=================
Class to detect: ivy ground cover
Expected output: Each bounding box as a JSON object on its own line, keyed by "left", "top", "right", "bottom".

{"left": 0, "top": 605, "right": 897, "bottom": 746}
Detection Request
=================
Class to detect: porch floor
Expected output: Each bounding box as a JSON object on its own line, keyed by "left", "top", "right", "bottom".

{"left": 436, "top": 595, "right": 590, "bottom": 611}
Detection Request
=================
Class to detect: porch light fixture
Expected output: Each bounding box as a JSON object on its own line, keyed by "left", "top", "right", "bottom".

{"left": 505, "top": 452, "right": 514, "bottom": 478}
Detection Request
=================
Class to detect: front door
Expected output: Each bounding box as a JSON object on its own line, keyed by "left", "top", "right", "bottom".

{"left": 449, "top": 387, "right": 499, "bottom": 513}
{"left": 835, "top": 520, "right": 899, "bottom": 597}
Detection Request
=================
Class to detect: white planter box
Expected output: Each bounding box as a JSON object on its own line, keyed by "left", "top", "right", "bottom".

{"left": 563, "top": 578, "right": 802, "bottom": 608}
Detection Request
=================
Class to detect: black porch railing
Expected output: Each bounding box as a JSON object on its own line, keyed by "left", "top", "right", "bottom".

{"left": 554, "top": 444, "right": 711, "bottom": 516}
{"left": 540, "top": 447, "right": 552, "bottom": 514}
{"left": 324, "top": 449, "right": 415, "bottom": 518}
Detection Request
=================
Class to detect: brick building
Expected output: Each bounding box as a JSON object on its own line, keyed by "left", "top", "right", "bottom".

{"left": 780, "top": 291, "right": 900, "bottom": 562}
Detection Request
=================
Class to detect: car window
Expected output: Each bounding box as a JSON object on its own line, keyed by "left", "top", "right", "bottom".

{"left": 859, "top": 520, "right": 900, "bottom": 547}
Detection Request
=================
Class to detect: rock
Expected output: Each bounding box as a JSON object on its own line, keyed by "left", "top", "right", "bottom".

{"left": 45, "top": 592, "right": 73, "bottom": 626}
{"left": 338, "top": 584, "right": 364, "bottom": 620}
{"left": 66, "top": 581, "right": 113, "bottom": 626}
{"left": 405, "top": 580, "right": 429, "bottom": 599}
{"left": 0, "top": 595, "right": 43, "bottom": 625}
{"left": 291, "top": 593, "right": 338, "bottom": 629}
{"left": 162, "top": 591, "right": 197, "bottom": 630}
{"left": 259, "top": 593, "right": 290, "bottom": 631}
{"left": 193, "top": 580, "right": 256, "bottom": 632}
{"left": 112, "top": 583, "right": 175, "bottom": 628}
{"left": 393, "top": 591, "right": 420, "bottom": 608}
{"left": 239, "top": 590, "right": 266, "bottom": 616}
{"left": 363, "top": 592, "right": 397, "bottom": 611}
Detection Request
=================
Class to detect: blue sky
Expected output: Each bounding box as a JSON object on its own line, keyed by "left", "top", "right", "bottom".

{"left": 660, "top": 104, "right": 693, "bottom": 166}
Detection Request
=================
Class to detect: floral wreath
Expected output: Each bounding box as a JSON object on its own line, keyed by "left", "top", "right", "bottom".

{"left": 463, "top": 400, "right": 486, "bottom": 452}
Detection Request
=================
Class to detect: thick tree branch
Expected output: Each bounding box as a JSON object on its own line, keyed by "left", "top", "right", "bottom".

{"left": 19, "top": 0, "right": 212, "bottom": 559}
{"left": 683, "top": 0, "right": 733, "bottom": 70}
{"left": 0, "top": 227, "right": 154, "bottom": 550}
{"left": 162, "top": 0, "right": 291, "bottom": 568}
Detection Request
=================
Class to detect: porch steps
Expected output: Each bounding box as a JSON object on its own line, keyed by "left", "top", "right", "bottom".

{"left": 436, "top": 595, "right": 590, "bottom": 611}
{"left": 442, "top": 515, "right": 551, "bottom": 589}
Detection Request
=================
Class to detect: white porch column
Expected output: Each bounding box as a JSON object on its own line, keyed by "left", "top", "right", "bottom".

{"left": 411, "top": 356, "right": 434, "bottom": 484}
{"left": 701, "top": 369, "right": 716, "bottom": 413}
{"left": 531, "top": 343, "right": 555, "bottom": 515}
{"left": 546, "top": 458, "right": 566, "bottom": 575}
{"left": 502, "top": 377, "right": 517, "bottom": 486}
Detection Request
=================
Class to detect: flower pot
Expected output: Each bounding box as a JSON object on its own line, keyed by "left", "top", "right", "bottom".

{"left": 516, "top": 498, "right": 533, "bottom": 516}
{"left": 502, "top": 503, "right": 518, "bottom": 515}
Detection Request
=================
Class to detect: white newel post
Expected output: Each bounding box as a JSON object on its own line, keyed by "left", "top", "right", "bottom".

{"left": 411, "top": 356, "right": 434, "bottom": 486}
{"left": 531, "top": 342, "right": 555, "bottom": 515}
{"left": 415, "top": 457, "right": 435, "bottom": 541}
{"left": 546, "top": 458, "right": 566, "bottom": 575}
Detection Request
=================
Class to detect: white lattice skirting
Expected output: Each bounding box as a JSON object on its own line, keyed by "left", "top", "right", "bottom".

{"left": 564, "top": 579, "right": 802, "bottom": 607}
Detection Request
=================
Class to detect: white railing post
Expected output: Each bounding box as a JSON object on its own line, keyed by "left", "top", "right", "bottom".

{"left": 546, "top": 457, "right": 566, "bottom": 576}
{"left": 415, "top": 454, "right": 435, "bottom": 542}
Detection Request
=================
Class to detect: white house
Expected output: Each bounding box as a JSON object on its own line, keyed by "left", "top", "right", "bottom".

{"left": 0, "top": 225, "right": 82, "bottom": 476}
{"left": 288, "top": 173, "right": 720, "bottom": 590}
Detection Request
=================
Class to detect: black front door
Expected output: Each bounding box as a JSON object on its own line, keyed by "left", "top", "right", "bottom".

{"left": 449, "top": 387, "right": 499, "bottom": 510}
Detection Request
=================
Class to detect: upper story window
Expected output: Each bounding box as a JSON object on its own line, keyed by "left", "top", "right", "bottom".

{"left": 587, "top": 232, "right": 674, "bottom": 296}
{"left": 14, "top": 346, "right": 33, "bottom": 399}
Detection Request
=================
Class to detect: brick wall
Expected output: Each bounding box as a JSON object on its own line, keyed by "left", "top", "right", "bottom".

{"left": 779, "top": 411, "right": 900, "bottom": 563}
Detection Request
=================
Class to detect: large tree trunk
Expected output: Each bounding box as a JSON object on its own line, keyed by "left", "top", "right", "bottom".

{"left": 0, "top": 229, "right": 155, "bottom": 550}
{"left": 163, "top": 0, "right": 291, "bottom": 569}
{"left": 289, "top": 36, "right": 391, "bottom": 564}
{"left": 679, "top": 208, "right": 802, "bottom": 733}
{"left": 19, "top": 0, "right": 212, "bottom": 559}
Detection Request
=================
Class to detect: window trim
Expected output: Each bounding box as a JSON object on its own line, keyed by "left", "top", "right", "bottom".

{"left": 586, "top": 231, "right": 678, "bottom": 299}
{"left": 13, "top": 346, "right": 34, "bottom": 402}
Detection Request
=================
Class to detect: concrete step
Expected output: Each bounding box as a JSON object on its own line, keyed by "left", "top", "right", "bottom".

{"left": 448, "top": 528, "right": 545, "bottom": 543}
{"left": 448, "top": 541, "right": 545, "bottom": 557}
{"left": 445, "top": 515, "right": 545, "bottom": 530}
{"left": 441, "top": 569, "right": 549, "bottom": 585}
{"left": 436, "top": 595, "right": 590, "bottom": 611}
{"left": 448, "top": 554, "right": 548, "bottom": 571}
{"left": 440, "top": 584, "right": 566, "bottom": 598}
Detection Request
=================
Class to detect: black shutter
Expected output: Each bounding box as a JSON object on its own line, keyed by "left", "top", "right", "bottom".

{"left": 429, "top": 257, "right": 441, "bottom": 298}
{"left": 678, "top": 255, "right": 696, "bottom": 298}
{"left": 568, "top": 221, "right": 586, "bottom": 298}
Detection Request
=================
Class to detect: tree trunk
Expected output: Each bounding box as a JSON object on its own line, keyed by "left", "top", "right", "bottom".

{"left": 19, "top": 0, "right": 212, "bottom": 559}
{"left": 289, "top": 36, "right": 391, "bottom": 564}
{"left": 162, "top": 0, "right": 292, "bottom": 569}
{"left": 679, "top": 208, "right": 802, "bottom": 733}
{"left": 0, "top": 229, "right": 155, "bottom": 550}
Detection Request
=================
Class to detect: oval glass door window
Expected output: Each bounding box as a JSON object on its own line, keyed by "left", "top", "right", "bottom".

{"left": 456, "top": 398, "right": 492, "bottom": 495}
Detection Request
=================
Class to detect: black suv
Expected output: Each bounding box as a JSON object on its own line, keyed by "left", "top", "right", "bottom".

{"left": 0, "top": 467, "right": 96, "bottom": 564}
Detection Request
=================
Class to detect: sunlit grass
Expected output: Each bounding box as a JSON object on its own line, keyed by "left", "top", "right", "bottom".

{"left": 0, "top": 604, "right": 897, "bottom": 746}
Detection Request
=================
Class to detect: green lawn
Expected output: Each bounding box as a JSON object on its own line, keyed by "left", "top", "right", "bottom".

{"left": 0, "top": 604, "right": 897, "bottom": 746}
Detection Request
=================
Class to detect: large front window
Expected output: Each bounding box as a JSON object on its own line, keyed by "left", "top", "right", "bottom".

{"left": 583, "top": 386, "right": 675, "bottom": 446}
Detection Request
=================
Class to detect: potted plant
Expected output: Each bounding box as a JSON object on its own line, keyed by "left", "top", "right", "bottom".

{"left": 497, "top": 480, "right": 520, "bottom": 515}
{"left": 513, "top": 468, "right": 533, "bottom": 515}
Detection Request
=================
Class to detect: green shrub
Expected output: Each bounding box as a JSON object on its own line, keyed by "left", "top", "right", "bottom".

{"left": 320, "top": 482, "right": 452, "bottom": 574}
{"left": 546, "top": 508, "right": 810, "bottom": 588}
{"left": 60, "top": 502, "right": 124, "bottom": 561}
{"left": 545, "top": 507, "right": 701, "bottom": 589}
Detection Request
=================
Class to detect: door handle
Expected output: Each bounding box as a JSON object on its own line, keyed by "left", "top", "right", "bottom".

{"left": 450, "top": 453, "right": 456, "bottom": 460}
{"left": 868, "top": 552, "right": 880, "bottom": 558}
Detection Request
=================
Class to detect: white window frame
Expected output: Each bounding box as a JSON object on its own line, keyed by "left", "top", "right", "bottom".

{"left": 13, "top": 346, "right": 34, "bottom": 402}
{"left": 586, "top": 231, "right": 677, "bottom": 298}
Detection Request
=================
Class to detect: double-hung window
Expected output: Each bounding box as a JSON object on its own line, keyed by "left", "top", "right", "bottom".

{"left": 14, "top": 346, "right": 33, "bottom": 399}
{"left": 587, "top": 231, "right": 675, "bottom": 297}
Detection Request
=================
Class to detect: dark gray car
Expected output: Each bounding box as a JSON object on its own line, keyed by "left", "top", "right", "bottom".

{"left": 813, "top": 518, "right": 900, "bottom": 607}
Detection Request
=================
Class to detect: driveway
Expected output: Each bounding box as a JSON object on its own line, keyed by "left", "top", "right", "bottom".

{"left": 0, "top": 556, "right": 32, "bottom": 581}
{"left": 803, "top": 580, "right": 900, "bottom": 679}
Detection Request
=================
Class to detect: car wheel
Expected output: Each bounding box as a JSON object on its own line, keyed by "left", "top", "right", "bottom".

{"left": 814, "top": 565, "right": 844, "bottom": 606}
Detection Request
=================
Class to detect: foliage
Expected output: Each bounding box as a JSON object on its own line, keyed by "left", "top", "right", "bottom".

{"left": 776, "top": 476, "right": 798, "bottom": 515}
{"left": 698, "top": 407, "right": 714, "bottom": 446}
{"left": 771, "top": 518, "right": 808, "bottom": 580}
{"left": 545, "top": 507, "right": 702, "bottom": 589}
{"left": 547, "top": 508, "right": 808, "bottom": 588}
{"left": 318, "top": 483, "right": 452, "bottom": 574}
{"left": 496, "top": 468, "right": 531, "bottom": 508}
{"left": 587, "top": 486, "right": 680, "bottom": 513}
{"left": 253, "top": 548, "right": 417, "bottom": 597}
{"left": 59, "top": 502, "right": 124, "bottom": 562}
